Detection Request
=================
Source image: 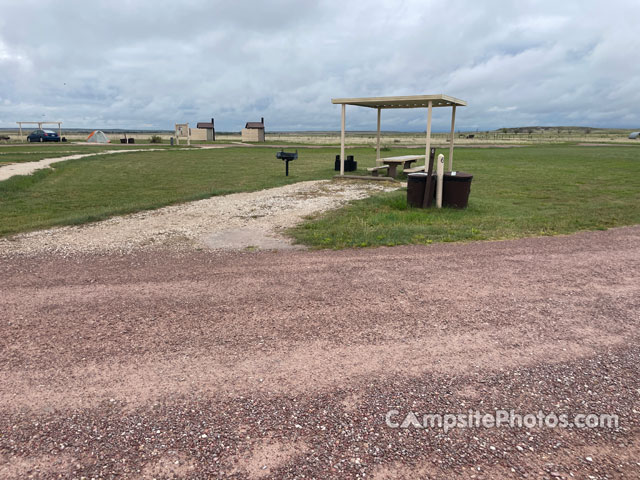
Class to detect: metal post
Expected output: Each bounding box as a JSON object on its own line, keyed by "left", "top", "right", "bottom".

{"left": 425, "top": 101, "right": 433, "bottom": 169}
{"left": 340, "top": 104, "right": 346, "bottom": 176}
{"left": 376, "top": 107, "right": 381, "bottom": 165}
{"left": 448, "top": 105, "right": 456, "bottom": 171}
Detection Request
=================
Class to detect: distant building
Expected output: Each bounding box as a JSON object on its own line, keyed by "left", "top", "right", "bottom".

{"left": 629, "top": 132, "right": 639, "bottom": 139}
{"left": 241, "top": 117, "right": 265, "bottom": 142}
{"left": 192, "top": 118, "right": 216, "bottom": 141}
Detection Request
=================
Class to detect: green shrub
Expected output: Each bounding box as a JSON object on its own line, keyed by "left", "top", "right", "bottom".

{"left": 149, "top": 135, "right": 163, "bottom": 144}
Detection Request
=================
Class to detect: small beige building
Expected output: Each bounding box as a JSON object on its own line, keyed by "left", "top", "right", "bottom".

{"left": 241, "top": 117, "right": 265, "bottom": 142}
{"left": 191, "top": 118, "right": 216, "bottom": 141}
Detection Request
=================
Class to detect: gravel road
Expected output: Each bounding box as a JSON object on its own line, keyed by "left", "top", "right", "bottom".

{"left": 1, "top": 226, "right": 639, "bottom": 479}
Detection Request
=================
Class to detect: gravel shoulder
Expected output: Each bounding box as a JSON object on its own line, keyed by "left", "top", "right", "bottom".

{"left": 1, "top": 226, "right": 639, "bottom": 478}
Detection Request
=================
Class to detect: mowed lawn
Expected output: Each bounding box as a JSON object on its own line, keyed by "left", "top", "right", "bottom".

{"left": 0, "top": 144, "right": 175, "bottom": 165}
{"left": 1, "top": 144, "right": 639, "bottom": 245}
{"left": 0, "top": 146, "right": 352, "bottom": 236}
{"left": 290, "top": 145, "right": 640, "bottom": 248}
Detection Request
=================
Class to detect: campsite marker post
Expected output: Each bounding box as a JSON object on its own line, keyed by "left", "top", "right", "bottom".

{"left": 436, "top": 154, "right": 444, "bottom": 208}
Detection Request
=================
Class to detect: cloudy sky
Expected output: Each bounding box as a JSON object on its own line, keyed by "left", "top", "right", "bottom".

{"left": 1, "top": 0, "right": 639, "bottom": 132}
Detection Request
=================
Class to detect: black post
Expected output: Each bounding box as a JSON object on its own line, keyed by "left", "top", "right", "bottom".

{"left": 211, "top": 118, "right": 215, "bottom": 141}
{"left": 422, "top": 147, "right": 437, "bottom": 208}
{"left": 286, "top": 160, "right": 289, "bottom": 176}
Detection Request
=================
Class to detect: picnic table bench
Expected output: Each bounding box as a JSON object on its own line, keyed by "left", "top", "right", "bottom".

{"left": 367, "top": 165, "right": 390, "bottom": 176}
{"left": 375, "top": 155, "right": 426, "bottom": 178}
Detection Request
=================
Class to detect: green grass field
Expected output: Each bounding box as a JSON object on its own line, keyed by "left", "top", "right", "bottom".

{"left": 0, "top": 144, "right": 638, "bottom": 246}
{"left": 0, "top": 144, "right": 176, "bottom": 165}
{"left": 290, "top": 145, "right": 640, "bottom": 248}
{"left": 0, "top": 146, "right": 351, "bottom": 236}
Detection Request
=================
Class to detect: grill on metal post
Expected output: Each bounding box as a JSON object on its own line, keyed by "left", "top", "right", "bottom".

{"left": 276, "top": 149, "right": 298, "bottom": 176}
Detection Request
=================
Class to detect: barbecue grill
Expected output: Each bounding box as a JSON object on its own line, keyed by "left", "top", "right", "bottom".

{"left": 276, "top": 149, "right": 298, "bottom": 176}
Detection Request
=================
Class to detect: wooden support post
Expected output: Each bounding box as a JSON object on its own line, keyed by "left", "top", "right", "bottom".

{"left": 17, "top": 122, "right": 22, "bottom": 142}
{"left": 340, "top": 104, "right": 346, "bottom": 176}
{"left": 58, "top": 122, "right": 62, "bottom": 141}
{"left": 376, "top": 107, "right": 381, "bottom": 165}
{"left": 425, "top": 101, "right": 433, "bottom": 169}
{"left": 448, "top": 105, "right": 456, "bottom": 171}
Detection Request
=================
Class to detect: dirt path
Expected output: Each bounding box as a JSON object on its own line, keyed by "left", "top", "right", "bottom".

{"left": 1, "top": 226, "right": 639, "bottom": 478}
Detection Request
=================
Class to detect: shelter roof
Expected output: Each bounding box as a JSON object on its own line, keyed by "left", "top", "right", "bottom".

{"left": 331, "top": 94, "right": 466, "bottom": 109}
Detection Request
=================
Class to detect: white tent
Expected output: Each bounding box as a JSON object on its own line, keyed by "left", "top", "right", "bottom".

{"left": 87, "top": 130, "right": 110, "bottom": 143}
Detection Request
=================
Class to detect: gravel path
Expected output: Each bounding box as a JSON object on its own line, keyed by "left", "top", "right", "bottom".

{"left": 0, "top": 180, "right": 398, "bottom": 256}
{"left": 0, "top": 149, "right": 174, "bottom": 182}
{"left": 1, "top": 226, "right": 639, "bottom": 478}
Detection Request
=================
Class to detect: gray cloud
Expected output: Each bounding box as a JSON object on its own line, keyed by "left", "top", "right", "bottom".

{"left": 0, "top": 0, "right": 638, "bottom": 131}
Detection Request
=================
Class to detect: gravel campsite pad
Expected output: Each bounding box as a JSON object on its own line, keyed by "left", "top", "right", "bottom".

{"left": 1, "top": 222, "right": 639, "bottom": 478}
{"left": 0, "top": 180, "right": 398, "bottom": 256}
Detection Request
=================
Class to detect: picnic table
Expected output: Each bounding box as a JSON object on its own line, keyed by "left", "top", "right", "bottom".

{"left": 378, "top": 155, "right": 425, "bottom": 178}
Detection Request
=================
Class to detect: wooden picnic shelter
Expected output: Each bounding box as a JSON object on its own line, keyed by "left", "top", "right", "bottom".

{"left": 331, "top": 95, "right": 467, "bottom": 176}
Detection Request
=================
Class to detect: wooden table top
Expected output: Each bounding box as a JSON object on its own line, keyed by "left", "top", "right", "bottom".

{"left": 381, "top": 155, "right": 426, "bottom": 163}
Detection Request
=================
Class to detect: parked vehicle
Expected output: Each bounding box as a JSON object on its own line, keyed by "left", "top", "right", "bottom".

{"left": 27, "top": 129, "right": 61, "bottom": 142}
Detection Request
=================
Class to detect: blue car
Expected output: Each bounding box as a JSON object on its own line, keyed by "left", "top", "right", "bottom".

{"left": 27, "top": 129, "right": 61, "bottom": 142}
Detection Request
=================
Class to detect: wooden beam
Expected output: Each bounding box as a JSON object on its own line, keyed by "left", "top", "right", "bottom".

{"left": 340, "top": 104, "right": 346, "bottom": 176}
{"left": 425, "top": 100, "right": 433, "bottom": 169}
{"left": 376, "top": 107, "right": 381, "bottom": 165}
{"left": 448, "top": 105, "right": 456, "bottom": 171}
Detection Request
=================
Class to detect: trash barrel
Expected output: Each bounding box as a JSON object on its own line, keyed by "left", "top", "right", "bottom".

{"left": 334, "top": 155, "right": 357, "bottom": 172}
{"left": 407, "top": 172, "right": 473, "bottom": 208}
{"left": 442, "top": 172, "right": 473, "bottom": 208}
{"left": 406, "top": 173, "right": 435, "bottom": 207}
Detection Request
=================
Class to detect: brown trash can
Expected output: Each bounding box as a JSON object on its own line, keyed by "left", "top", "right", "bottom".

{"left": 406, "top": 173, "right": 435, "bottom": 207}
{"left": 442, "top": 172, "right": 473, "bottom": 208}
{"left": 407, "top": 172, "right": 473, "bottom": 208}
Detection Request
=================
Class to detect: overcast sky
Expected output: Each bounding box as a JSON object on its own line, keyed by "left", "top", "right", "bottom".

{"left": 1, "top": 0, "right": 639, "bottom": 132}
